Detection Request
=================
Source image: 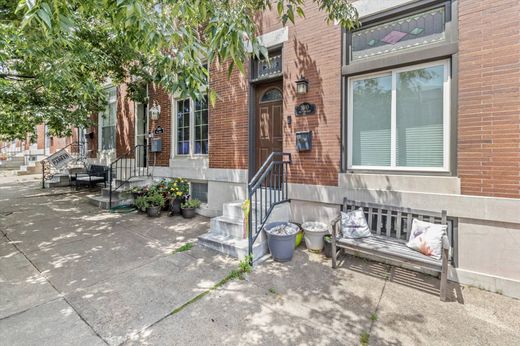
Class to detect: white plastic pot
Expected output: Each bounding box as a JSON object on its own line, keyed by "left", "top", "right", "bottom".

{"left": 302, "top": 221, "right": 329, "bottom": 252}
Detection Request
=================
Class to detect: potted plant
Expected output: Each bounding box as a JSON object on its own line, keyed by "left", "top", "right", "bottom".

{"left": 130, "top": 185, "right": 147, "bottom": 199}
{"left": 302, "top": 221, "right": 329, "bottom": 253}
{"left": 181, "top": 198, "right": 201, "bottom": 218}
{"left": 323, "top": 234, "right": 333, "bottom": 258}
{"left": 140, "top": 191, "right": 165, "bottom": 217}
{"left": 264, "top": 222, "right": 300, "bottom": 262}
{"left": 134, "top": 195, "right": 147, "bottom": 212}
{"left": 167, "top": 178, "right": 189, "bottom": 215}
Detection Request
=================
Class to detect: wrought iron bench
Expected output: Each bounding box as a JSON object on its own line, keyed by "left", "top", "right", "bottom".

{"left": 330, "top": 198, "right": 451, "bottom": 301}
{"left": 75, "top": 164, "right": 108, "bottom": 190}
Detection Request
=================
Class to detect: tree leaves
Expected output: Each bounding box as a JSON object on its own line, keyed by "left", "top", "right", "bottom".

{"left": 0, "top": 0, "right": 359, "bottom": 140}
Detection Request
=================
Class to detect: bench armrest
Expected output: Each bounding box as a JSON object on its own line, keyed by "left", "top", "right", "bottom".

{"left": 330, "top": 214, "right": 342, "bottom": 239}
{"left": 442, "top": 234, "right": 450, "bottom": 250}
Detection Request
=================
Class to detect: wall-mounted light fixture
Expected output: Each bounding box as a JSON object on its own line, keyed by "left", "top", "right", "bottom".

{"left": 296, "top": 76, "right": 309, "bottom": 95}
{"left": 149, "top": 101, "right": 161, "bottom": 121}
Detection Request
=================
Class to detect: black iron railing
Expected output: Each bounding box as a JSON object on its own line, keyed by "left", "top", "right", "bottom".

{"left": 41, "top": 141, "right": 87, "bottom": 188}
{"left": 247, "top": 152, "right": 291, "bottom": 263}
{"left": 109, "top": 144, "right": 149, "bottom": 207}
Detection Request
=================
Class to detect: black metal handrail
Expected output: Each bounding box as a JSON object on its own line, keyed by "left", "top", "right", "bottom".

{"left": 247, "top": 152, "right": 291, "bottom": 263}
{"left": 41, "top": 141, "right": 87, "bottom": 188}
{"left": 109, "top": 144, "right": 149, "bottom": 207}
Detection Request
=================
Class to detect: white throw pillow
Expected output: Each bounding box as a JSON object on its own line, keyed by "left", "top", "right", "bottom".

{"left": 341, "top": 209, "right": 372, "bottom": 239}
{"left": 406, "top": 219, "right": 447, "bottom": 260}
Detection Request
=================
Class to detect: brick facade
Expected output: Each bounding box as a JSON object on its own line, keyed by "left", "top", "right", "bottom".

{"left": 147, "top": 84, "right": 171, "bottom": 166}
{"left": 458, "top": 0, "right": 520, "bottom": 198}
{"left": 208, "top": 60, "right": 250, "bottom": 170}
{"left": 115, "top": 84, "right": 136, "bottom": 156}
{"left": 207, "top": 1, "right": 342, "bottom": 185}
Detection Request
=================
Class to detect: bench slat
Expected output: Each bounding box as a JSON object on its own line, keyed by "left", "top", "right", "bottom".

{"left": 368, "top": 207, "right": 373, "bottom": 230}
{"left": 337, "top": 235, "right": 442, "bottom": 268}
{"left": 396, "top": 211, "right": 402, "bottom": 240}
{"left": 385, "top": 210, "right": 391, "bottom": 237}
{"left": 376, "top": 209, "right": 382, "bottom": 235}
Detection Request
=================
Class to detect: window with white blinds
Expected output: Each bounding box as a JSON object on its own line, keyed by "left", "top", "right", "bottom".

{"left": 348, "top": 60, "right": 450, "bottom": 171}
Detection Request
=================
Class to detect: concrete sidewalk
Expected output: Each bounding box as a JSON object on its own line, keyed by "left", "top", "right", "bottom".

{"left": 1, "top": 177, "right": 520, "bottom": 345}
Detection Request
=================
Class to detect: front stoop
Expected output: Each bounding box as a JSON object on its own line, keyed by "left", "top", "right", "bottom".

{"left": 86, "top": 176, "right": 152, "bottom": 210}
{"left": 198, "top": 200, "right": 291, "bottom": 261}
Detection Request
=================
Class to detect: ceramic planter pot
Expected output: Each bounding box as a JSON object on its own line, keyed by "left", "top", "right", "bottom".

{"left": 181, "top": 207, "right": 196, "bottom": 219}
{"left": 170, "top": 198, "right": 182, "bottom": 215}
{"left": 264, "top": 222, "right": 299, "bottom": 262}
{"left": 146, "top": 206, "right": 161, "bottom": 217}
{"left": 323, "top": 235, "right": 333, "bottom": 258}
{"left": 302, "top": 221, "right": 329, "bottom": 252}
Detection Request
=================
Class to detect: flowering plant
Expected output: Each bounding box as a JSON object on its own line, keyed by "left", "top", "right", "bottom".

{"left": 166, "top": 178, "right": 189, "bottom": 200}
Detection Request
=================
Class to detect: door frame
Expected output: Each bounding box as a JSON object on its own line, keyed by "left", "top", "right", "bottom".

{"left": 134, "top": 102, "right": 148, "bottom": 167}
{"left": 248, "top": 76, "right": 283, "bottom": 181}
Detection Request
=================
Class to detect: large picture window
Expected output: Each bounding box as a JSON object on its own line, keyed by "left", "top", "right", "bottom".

{"left": 101, "top": 87, "right": 116, "bottom": 150}
{"left": 347, "top": 60, "right": 450, "bottom": 171}
{"left": 175, "top": 96, "right": 209, "bottom": 156}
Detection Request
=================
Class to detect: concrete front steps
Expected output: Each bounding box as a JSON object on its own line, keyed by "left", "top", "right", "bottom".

{"left": 86, "top": 176, "right": 152, "bottom": 210}
{"left": 0, "top": 157, "right": 25, "bottom": 170}
{"left": 198, "top": 199, "right": 291, "bottom": 261}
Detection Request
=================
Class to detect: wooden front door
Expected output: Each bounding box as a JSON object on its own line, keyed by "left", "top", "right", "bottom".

{"left": 256, "top": 82, "right": 283, "bottom": 171}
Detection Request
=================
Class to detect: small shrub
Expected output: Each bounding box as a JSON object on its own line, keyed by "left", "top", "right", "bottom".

{"left": 360, "top": 331, "right": 370, "bottom": 346}
{"left": 135, "top": 191, "right": 165, "bottom": 209}
{"left": 181, "top": 198, "right": 202, "bottom": 209}
{"left": 268, "top": 287, "right": 277, "bottom": 294}
{"left": 370, "top": 313, "right": 378, "bottom": 321}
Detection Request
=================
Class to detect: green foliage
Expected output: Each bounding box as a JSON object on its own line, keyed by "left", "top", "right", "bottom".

{"left": 360, "top": 331, "right": 370, "bottom": 346}
{"left": 1, "top": 0, "right": 359, "bottom": 140}
{"left": 370, "top": 313, "right": 378, "bottom": 321}
{"left": 268, "top": 287, "right": 277, "bottom": 294}
{"left": 173, "top": 242, "right": 194, "bottom": 253}
{"left": 170, "top": 251, "right": 255, "bottom": 315}
{"left": 166, "top": 178, "right": 189, "bottom": 200}
{"left": 135, "top": 191, "right": 165, "bottom": 209}
{"left": 181, "top": 198, "right": 201, "bottom": 209}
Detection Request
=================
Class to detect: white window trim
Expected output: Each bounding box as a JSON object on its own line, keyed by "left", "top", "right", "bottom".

{"left": 171, "top": 96, "right": 209, "bottom": 159}
{"left": 98, "top": 86, "right": 117, "bottom": 153}
{"left": 347, "top": 59, "right": 451, "bottom": 172}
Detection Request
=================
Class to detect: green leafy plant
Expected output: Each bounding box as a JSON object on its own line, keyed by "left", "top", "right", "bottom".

{"left": 135, "top": 191, "right": 165, "bottom": 210}
{"left": 173, "top": 242, "right": 194, "bottom": 253}
{"left": 181, "top": 198, "right": 201, "bottom": 209}
{"left": 360, "top": 331, "right": 370, "bottom": 346}
{"left": 370, "top": 313, "right": 378, "bottom": 322}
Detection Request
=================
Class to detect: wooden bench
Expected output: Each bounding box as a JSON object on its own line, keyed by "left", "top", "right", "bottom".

{"left": 75, "top": 164, "right": 108, "bottom": 189}
{"left": 330, "top": 198, "right": 451, "bottom": 301}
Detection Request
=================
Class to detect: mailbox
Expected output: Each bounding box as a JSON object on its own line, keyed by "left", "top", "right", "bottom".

{"left": 296, "top": 131, "right": 312, "bottom": 152}
{"left": 150, "top": 138, "right": 162, "bottom": 153}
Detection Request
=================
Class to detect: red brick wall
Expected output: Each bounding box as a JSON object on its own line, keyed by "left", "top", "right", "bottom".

{"left": 208, "top": 60, "right": 250, "bottom": 170}
{"left": 458, "top": 0, "right": 520, "bottom": 198}
{"left": 115, "top": 84, "right": 136, "bottom": 156}
{"left": 257, "top": 1, "right": 342, "bottom": 186}
{"left": 87, "top": 113, "right": 98, "bottom": 158}
{"left": 148, "top": 84, "right": 171, "bottom": 166}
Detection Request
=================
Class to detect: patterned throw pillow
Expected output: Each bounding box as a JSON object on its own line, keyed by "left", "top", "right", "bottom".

{"left": 341, "top": 208, "right": 372, "bottom": 239}
{"left": 406, "top": 219, "right": 447, "bottom": 260}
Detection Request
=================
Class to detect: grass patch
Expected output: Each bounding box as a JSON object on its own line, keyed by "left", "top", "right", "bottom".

{"left": 370, "top": 313, "right": 378, "bottom": 322}
{"left": 170, "top": 255, "right": 252, "bottom": 316}
{"left": 360, "top": 331, "right": 370, "bottom": 346}
{"left": 173, "top": 242, "right": 194, "bottom": 254}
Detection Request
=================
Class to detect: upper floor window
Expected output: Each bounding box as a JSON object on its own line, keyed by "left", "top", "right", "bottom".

{"left": 350, "top": 6, "right": 446, "bottom": 62}
{"left": 347, "top": 60, "right": 450, "bottom": 171}
{"left": 100, "top": 87, "right": 116, "bottom": 150}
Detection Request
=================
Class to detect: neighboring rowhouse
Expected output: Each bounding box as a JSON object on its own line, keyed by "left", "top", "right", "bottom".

{"left": 91, "top": 0, "right": 520, "bottom": 299}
